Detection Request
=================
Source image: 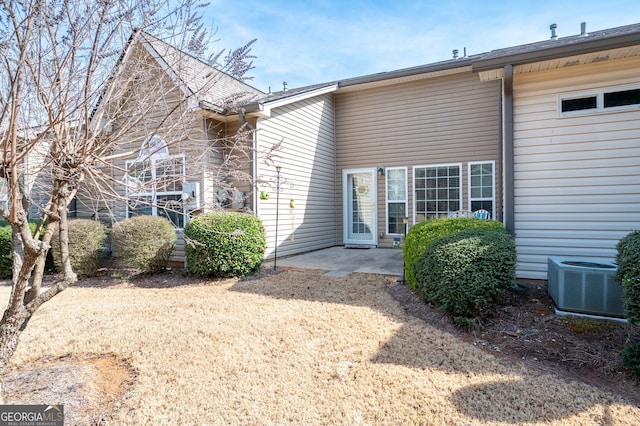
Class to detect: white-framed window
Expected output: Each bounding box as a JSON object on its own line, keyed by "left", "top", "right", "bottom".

{"left": 385, "top": 167, "right": 408, "bottom": 234}
{"left": 468, "top": 161, "right": 495, "bottom": 218}
{"left": 126, "top": 154, "right": 187, "bottom": 229}
{"left": 413, "top": 163, "right": 461, "bottom": 223}
{"left": 559, "top": 85, "right": 640, "bottom": 116}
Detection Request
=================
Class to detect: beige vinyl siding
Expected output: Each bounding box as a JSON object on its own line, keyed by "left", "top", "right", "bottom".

{"left": 200, "top": 118, "right": 253, "bottom": 211}
{"left": 220, "top": 119, "right": 252, "bottom": 208}
{"left": 256, "top": 93, "right": 337, "bottom": 258}
{"left": 335, "top": 71, "right": 501, "bottom": 247}
{"left": 75, "top": 43, "right": 213, "bottom": 263}
{"left": 24, "top": 138, "right": 53, "bottom": 219}
{"left": 513, "top": 55, "right": 640, "bottom": 279}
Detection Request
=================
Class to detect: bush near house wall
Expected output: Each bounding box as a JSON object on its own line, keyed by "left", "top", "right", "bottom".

{"left": 111, "top": 216, "right": 176, "bottom": 274}
{"left": 403, "top": 218, "right": 507, "bottom": 289}
{"left": 51, "top": 219, "right": 108, "bottom": 277}
{"left": 184, "top": 211, "right": 266, "bottom": 278}
{"left": 616, "top": 230, "right": 640, "bottom": 379}
{"left": 622, "top": 341, "right": 640, "bottom": 379}
{"left": 0, "top": 220, "right": 55, "bottom": 279}
{"left": 414, "top": 227, "right": 516, "bottom": 320}
{"left": 616, "top": 230, "right": 640, "bottom": 325}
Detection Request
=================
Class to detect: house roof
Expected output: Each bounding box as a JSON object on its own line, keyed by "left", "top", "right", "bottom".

{"left": 260, "top": 22, "right": 640, "bottom": 107}
{"left": 139, "top": 32, "right": 264, "bottom": 113}
{"left": 134, "top": 22, "right": 640, "bottom": 117}
{"left": 255, "top": 82, "right": 339, "bottom": 103}
{"left": 472, "top": 22, "right": 640, "bottom": 71}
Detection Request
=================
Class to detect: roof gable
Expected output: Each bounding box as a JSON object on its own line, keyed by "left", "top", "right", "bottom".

{"left": 139, "top": 32, "right": 263, "bottom": 112}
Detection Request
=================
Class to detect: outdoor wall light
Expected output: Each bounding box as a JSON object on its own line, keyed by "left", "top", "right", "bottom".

{"left": 377, "top": 167, "right": 385, "bottom": 176}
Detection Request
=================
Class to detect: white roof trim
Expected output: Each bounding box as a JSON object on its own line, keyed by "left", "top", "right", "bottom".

{"left": 259, "top": 84, "right": 338, "bottom": 117}
{"left": 478, "top": 68, "right": 504, "bottom": 82}
{"left": 477, "top": 45, "right": 640, "bottom": 82}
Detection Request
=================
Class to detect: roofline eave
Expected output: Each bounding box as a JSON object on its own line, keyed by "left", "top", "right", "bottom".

{"left": 197, "top": 101, "right": 265, "bottom": 122}
{"left": 338, "top": 58, "right": 475, "bottom": 88}
{"left": 472, "top": 33, "right": 640, "bottom": 72}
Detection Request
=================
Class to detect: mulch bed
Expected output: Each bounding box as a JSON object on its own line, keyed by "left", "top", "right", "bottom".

{"left": 388, "top": 278, "right": 640, "bottom": 406}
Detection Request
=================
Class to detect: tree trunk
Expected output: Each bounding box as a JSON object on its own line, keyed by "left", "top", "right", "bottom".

{"left": 25, "top": 220, "right": 57, "bottom": 304}
{"left": 0, "top": 312, "right": 28, "bottom": 405}
{"left": 56, "top": 189, "right": 77, "bottom": 282}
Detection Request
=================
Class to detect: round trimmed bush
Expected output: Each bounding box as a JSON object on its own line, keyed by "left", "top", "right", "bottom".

{"left": 415, "top": 227, "right": 516, "bottom": 319}
{"left": 111, "top": 216, "right": 176, "bottom": 274}
{"left": 403, "top": 218, "right": 507, "bottom": 289}
{"left": 51, "top": 219, "right": 108, "bottom": 277}
{"left": 616, "top": 230, "right": 640, "bottom": 325}
{"left": 184, "top": 211, "right": 266, "bottom": 278}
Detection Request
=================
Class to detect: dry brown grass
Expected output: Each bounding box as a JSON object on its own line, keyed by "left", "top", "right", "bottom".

{"left": 3, "top": 269, "right": 640, "bottom": 425}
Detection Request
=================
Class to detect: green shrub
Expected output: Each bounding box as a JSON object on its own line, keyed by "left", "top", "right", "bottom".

{"left": 0, "top": 220, "right": 54, "bottom": 279}
{"left": 622, "top": 341, "right": 640, "bottom": 379}
{"left": 184, "top": 211, "right": 266, "bottom": 278}
{"left": 616, "top": 230, "right": 640, "bottom": 325}
{"left": 111, "top": 216, "right": 176, "bottom": 274}
{"left": 403, "top": 218, "right": 507, "bottom": 289}
{"left": 415, "top": 227, "right": 516, "bottom": 320}
{"left": 0, "top": 223, "right": 12, "bottom": 279}
{"left": 51, "top": 219, "right": 108, "bottom": 277}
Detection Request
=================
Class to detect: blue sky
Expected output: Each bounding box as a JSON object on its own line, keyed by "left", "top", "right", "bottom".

{"left": 204, "top": 0, "right": 639, "bottom": 93}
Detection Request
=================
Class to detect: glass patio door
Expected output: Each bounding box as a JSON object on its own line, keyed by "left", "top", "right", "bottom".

{"left": 343, "top": 169, "right": 377, "bottom": 246}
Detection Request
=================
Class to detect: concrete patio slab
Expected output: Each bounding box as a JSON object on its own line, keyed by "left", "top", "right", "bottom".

{"left": 267, "top": 246, "right": 404, "bottom": 276}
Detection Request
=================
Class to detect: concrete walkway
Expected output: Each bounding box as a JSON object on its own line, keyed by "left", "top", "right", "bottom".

{"left": 267, "top": 246, "right": 404, "bottom": 277}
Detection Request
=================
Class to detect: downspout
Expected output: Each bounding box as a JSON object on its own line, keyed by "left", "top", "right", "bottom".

{"left": 238, "top": 108, "right": 256, "bottom": 214}
{"left": 502, "top": 65, "right": 515, "bottom": 235}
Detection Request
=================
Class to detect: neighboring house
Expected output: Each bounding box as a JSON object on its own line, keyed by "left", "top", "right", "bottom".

{"left": 79, "top": 23, "right": 640, "bottom": 280}
{"left": 74, "top": 31, "right": 263, "bottom": 260}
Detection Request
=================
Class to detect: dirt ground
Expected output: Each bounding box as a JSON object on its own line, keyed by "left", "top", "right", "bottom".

{"left": 388, "top": 278, "right": 640, "bottom": 407}
{"left": 3, "top": 267, "right": 640, "bottom": 424}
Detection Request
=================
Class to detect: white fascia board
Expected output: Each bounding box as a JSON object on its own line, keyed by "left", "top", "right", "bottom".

{"left": 478, "top": 68, "right": 505, "bottom": 82}
{"left": 260, "top": 84, "right": 338, "bottom": 117}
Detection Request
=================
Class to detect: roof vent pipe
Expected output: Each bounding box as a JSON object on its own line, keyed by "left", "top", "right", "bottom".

{"left": 463, "top": 47, "right": 467, "bottom": 58}
{"left": 452, "top": 49, "right": 459, "bottom": 59}
{"left": 283, "top": 81, "right": 288, "bottom": 91}
{"left": 579, "top": 21, "right": 589, "bottom": 37}
{"left": 550, "top": 23, "right": 558, "bottom": 40}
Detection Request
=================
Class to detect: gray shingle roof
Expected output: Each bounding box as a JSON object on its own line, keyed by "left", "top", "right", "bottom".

{"left": 472, "top": 22, "right": 640, "bottom": 71}
{"left": 139, "top": 23, "right": 640, "bottom": 111}
{"left": 253, "top": 82, "right": 338, "bottom": 103}
{"left": 140, "top": 32, "right": 263, "bottom": 112}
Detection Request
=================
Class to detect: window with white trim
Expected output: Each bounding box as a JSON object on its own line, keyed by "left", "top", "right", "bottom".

{"left": 414, "top": 164, "right": 461, "bottom": 222}
{"left": 559, "top": 85, "right": 640, "bottom": 115}
{"left": 468, "top": 161, "right": 495, "bottom": 218}
{"left": 125, "top": 136, "right": 187, "bottom": 228}
{"left": 385, "top": 167, "right": 407, "bottom": 234}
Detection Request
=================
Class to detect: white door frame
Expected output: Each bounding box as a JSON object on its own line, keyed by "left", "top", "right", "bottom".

{"left": 342, "top": 168, "right": 377, "bottom": 246}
